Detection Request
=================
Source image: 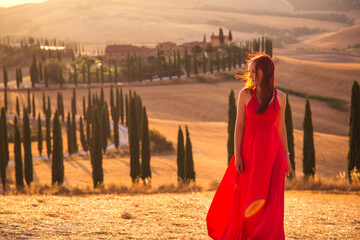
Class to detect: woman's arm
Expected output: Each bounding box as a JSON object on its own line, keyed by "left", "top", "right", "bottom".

{"left": 234, "top": 89, "right": 247, "bottom": 173}
{"left": 277, "top": 92, "right": 292, "bottom": 174}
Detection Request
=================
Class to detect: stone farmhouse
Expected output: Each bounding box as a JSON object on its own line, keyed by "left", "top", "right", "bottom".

{"left": 103, "top": 40, "right": 207, "bottom": 64}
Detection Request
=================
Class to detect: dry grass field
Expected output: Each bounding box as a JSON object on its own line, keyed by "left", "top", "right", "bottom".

{"left": 289, "top": 24, "right": 360, "bottom": 51}
{"left": 0, "top": 191, "right": 359, "bottom": 239}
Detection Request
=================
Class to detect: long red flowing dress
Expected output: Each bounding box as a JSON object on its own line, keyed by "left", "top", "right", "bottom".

{"left": 206, "top": 87, "right": 287, "bottom": 240}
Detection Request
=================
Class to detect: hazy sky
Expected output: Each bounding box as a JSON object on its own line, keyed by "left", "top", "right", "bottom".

{"left": 0, "top": 0, "right": 47, "bottom": 8}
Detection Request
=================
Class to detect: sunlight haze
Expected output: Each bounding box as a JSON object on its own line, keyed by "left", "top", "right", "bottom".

{"left": 0, "top": 0, "right": 46, "bottom": 8}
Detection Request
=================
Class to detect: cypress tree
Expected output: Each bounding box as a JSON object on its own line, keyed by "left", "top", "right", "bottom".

{"left": 74, "top": 64, "right": 77, "bottom": 86}
{"left": 46, "top": 109, "right": 51, "bottom": 159}
{"left": 86, "top": 113, "right": 91, "bottom": 147}
{"left": 37, "top": 113, "right": 43, "bottom": 156}
{"left": 23, "top": 108, "right": 33, "bottom": 186}
{"left": 348, "top": 81, "right": 360, "bottom": 183}
{"left": 30, "top": 54, "right": 38, "bottom": 88}
{"left": 216, "top": 51, "right": 220, "bottom": 72}
{"left": 210, "top": 56, "right": 213, "bottom": 74}
{"left": 177, "top": 50, "right": 181, "bottom": 78}
{"left": 202, "top": 52, "right": 206, "bottom": 74}
{"left": 16, "top": 67, "right": 20, "bottom": 88}
{"left": 4, "top": 88, "right": 7, "bottom": 112}
{"left": 67, "top": 113, "right": 73, "bottom": 155}
{"left": 173, "top": 50, "right": 177, "bottom": 68}
{"left": 120, "top": 88, "right": 124, "bottom": 124}
{"left": 52, "top": 110, "right": 64, "bottom": 186}
{"left": 87, "top": 62, "right": 91, "bottom": 85}
{"left": 129, "top": 97, "right": 141, "bottom": 182}
{"left": 114, "top": 62, "right": 118, "bottom": 83}
{"left": 72, "top": 88, "right": 76, "bottom": 116}
{"left": 14, "top": 116, "right": 24, "bottom": 189}
{"left": 184, "top": 125, "right": 195, "bottom": 183}
{"left": 91, "top": 106, "right": 103, "bottom": 188}
{"left": 83, "top": 96, "right": 86, "bottom": 121}
{"left": 57, "top": 92, "right": 61, "bottom": 115}
{"left": 72, "top": 113, "right": 78, "bottom": 153}
{"left": 228, "top": 51, "right": 232, "bottom": 70}
{"left": 141, "top": 106, "right": 151, "bottom": 184}
{"left": 114, "top": 107, "right": 119, "bottom": 148}
{"left": 222, "top": 53, "right": 226, "bottom": 71}
{"left": 42, "top": 92, "right": 46, "bottom": 114}
{"left": 0, "top": 108, "right": 9, "bottom": 166}
{"left": 32, "top": 94, "right": 36, "bottom": 118}
{"left": 68, "top": 68, "right": 72, "bottom": 84}
{"left": 82, "top": 62, "right": 86, "bottom": 83}
{"left": 16, "top": 96, "right": 20, "bottom": 116}
{"left": 100, "top": 87, "right": 104, "bottom": 107}
{"left": 185, "top": 49, "right": 190, "bottom": 78}
{"left": 303, "top": 97, "right": 315, "bottom": 178}
{"left": 229, "top": 29, "right": 233, "bottom": 42}
{"left": 44, "top": 66, "right": 48, "bottom": 87}
{"left": 0, "top": 116, "right": 5, "bottom": 191}
{"left": 139, "top": 57, "right": 143, "bottom": 82}
{"left": 108, "top": 64, "right": 112, "bottom": 82}
{"left": 116, "top": 87, "right": 120, "bottom": 117}
{"left": 88, "top": 88, "right": 92, "bottom": 121}
{"left": 194, "top": 51, "right": 198, "bottom": 75}
{"left": 125, "top": 94, "right": 129, "bottom": 126}
{"left": 101, "top": 62, "right": 104, "bottom": 84}
{"left": 101, "top": 104, "right": 109, "bottom": 152}
{"left": 19, "top": 67, "right": 23, "bottom": 84}
{"left": 110, "top": 86, "right": 115, "bottom": 120}
{"left": 134, "top": 94, "right": 143, "bottom": 140}
{"left": 168, "top": 55, "right": 172, "bottom": 80}
{"left": 233, "top": 49, "right": 237, "bottom": 69}
{"left": 96, "top": 67, "right": 99, "bottom": 83}
{"left": 47, "top": 96, "right": 51, "bottom": 116}
{"left": 285, "top": 94, "right": 295, "bottom": 179}
{"left": 227, "top": 89, "right": 236, "bottom": 165}
{"left": 80, "top": 116, "right": 88, "bottom": 152}
{"left": 27, "top": 89, "right": 31, "bottom": 113}
{"left": 60, "top": 93, "right": 64, "bottom": 121}
{"left": 177, "top": 125, "right": 185, "bottom": 183}
{"left": 59, "top": 67, "right": 64, "bottom": 87}
{"left": 219, "top": 27, "right": 224, "bottom": 45}
{"left": 3, "top": 67, "right": 8, "bottom": 88}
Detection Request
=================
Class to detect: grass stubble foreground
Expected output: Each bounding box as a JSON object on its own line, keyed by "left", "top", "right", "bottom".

{"left": 0, "top": 176, "right": 360, "bottom": 239}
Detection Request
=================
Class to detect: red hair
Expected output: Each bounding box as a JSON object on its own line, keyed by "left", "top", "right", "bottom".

{"left": 234, "top": 53, "right": 275, "bottom": 114}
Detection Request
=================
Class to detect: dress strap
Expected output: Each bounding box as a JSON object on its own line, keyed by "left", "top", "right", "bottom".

{"left": 274, "top": 87, "right": 277, "bottom": 99}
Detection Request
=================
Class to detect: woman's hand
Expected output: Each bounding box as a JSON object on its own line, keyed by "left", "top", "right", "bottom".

{"left": 285, "top": 155, "right": 292, "bottom": 174}
{"left": 235, "top": 156, "right": 244, "bottom": 174}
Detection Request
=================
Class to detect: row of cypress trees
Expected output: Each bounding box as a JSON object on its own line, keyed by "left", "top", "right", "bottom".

{"left": 3, "top": 36, "right": 269, "bottom": 89}
{"left": 0, "top": 85, "right": 177, "bottom": 191}
{"left": 176, "top": 125, "right": 196, "bottom": 184}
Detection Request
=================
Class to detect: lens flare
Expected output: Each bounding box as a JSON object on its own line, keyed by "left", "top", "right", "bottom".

{"left": 244, "top": 199, "right": 265, "bottom": 218}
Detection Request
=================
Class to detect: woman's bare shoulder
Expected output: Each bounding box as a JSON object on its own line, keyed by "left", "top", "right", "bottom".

{"left": 276, "top": 89, "right": 286, "bottom": 97}
{"left": 239, "top": 88, "right": 252, "bottom": 97}
{"left": 239, "top": 88, "right": 253, "bottom": 106}
{"left": 276, "top": 89, "right": 286, "bottom": 105}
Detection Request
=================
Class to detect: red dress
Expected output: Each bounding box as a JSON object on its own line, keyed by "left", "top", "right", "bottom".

{"left": 206, "top": 87, "right": 286, "bottom": 240}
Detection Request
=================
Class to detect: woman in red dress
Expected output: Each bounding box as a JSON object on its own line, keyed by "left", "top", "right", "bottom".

{"left": 206, "top": 53, "right": 292, "bottom": 239}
